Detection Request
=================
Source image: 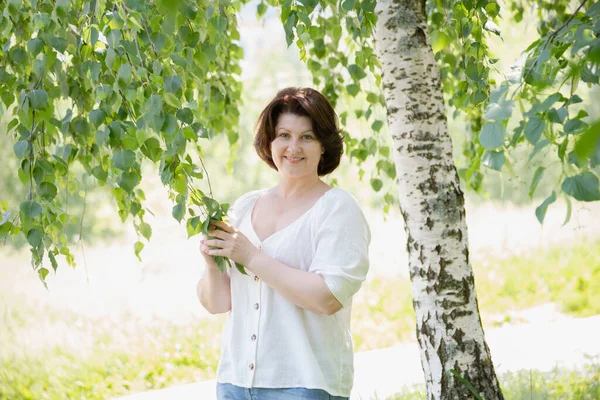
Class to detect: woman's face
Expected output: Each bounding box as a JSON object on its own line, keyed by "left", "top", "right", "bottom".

{"left": 271, "top": 113, "right": 324, "bottom": 180}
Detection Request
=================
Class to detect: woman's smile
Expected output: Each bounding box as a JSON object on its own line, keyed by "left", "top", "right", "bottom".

{"left": 284, "top": 156, "right": 304, "bottom": 163}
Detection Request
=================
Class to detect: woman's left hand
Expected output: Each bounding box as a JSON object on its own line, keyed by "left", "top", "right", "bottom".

{"left": 201, "top": 220, "right": 260, "bottom": 267}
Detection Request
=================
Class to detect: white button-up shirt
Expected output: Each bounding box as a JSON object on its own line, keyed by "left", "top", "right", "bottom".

{"left": 216, "top": 188, "right": 371, "bottom": 397}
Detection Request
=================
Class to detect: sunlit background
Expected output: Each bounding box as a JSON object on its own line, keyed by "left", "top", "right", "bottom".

{"left": 1, "top": 1, "right": 600, "bottom": 399}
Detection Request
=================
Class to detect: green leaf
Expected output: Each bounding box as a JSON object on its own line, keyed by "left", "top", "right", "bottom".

{"left": 482, "top": 150, "right": 505, "bottom": 171}
{"left": 535, "top": 191, "right": 556, "bottom": 224}
{"left": 112, "top": 150, "right": 136, "bottom": 170}
{"left": 484, "top": 100, "right": 513, "bottom": 121}
{"left": 372, "top": 120, "right": 384, "bottom": 132}
{"left": 48, "top": 251, "right": 58, "bottom": 272}
{"left": 172, "top": 201, "right": 185, "bottom": 222}
{"left": 140, "top": 222, "right": 152, "bottom": 240}
{"left": 164, "top": 92, "right": 182, "bottom": 108}
{"left": 13, "top": 140, "right": 29, "bottom": 159}
{"left": 106, "top": 30, "right": 122, "bottom": 48}
{"left": 134, "top": 241, "right": 144, "bottom": 261}
{"left": 346, "top": 84, "right": 360, "bottom": 97}
{"left": 140, "top": 138, "right": 163, "bottom": 163}
{"left": 564, "top": 119, "right": 588, "bottom": 135}
{"left": 39, "top": 182, "right": 57, "bottom": 201}
{"left": 117, "top": 64, "right": 132, "bottom": 87}
{"left": 529, "top": 167, "right": 544, "bottom": 198}
{"left": 341, "top": 0, "right": 355, "bottom": 11}
{"left": 89, "top": 109, "right": 106, "bottom": 127}
{"left": 370, "top": 178, "right": 383, "bottom": 192}
{"left": 20, "top": 200, "right": 42, "bottom": 217}
{"left": 348, "top": 64, "right": 367, "bottom": 80}
{"left": 38, "top": 267, "right": 49, "bottom": 283}
{"left": 562, "top": 195, "right": 572, "bottom": 227}
{"left": 257, "top": 3, "right": 268, "bottom": 18}
{"left": 176, "top": 108, "right": 194, "bottom": 124}
{"left": 430, "top": 30, "right": 450, "bottom": 54}
{"left": 479, "top": 122, "right": 505, "bottom": 149}
{"left": 234, "top": 261, "right": 248, "bottom": 275}
{"left": 27, "top": 90, "right": 49, "bottom": 109}
{"left": 525, "top": 115, "right": 545, "bottom": 145}
{"left": 164, "top": 76, "right": 183, "bottom": 93}
{"left": 214, "top": 256, "right": 228, "bottom": 273}
{"left": 186, "top": 216, "right": 201, "bottom": 238}
{"left": 27, "top": 38, "right": 44, "bottom": 57}
{"left": 27, "top": 228, "right": 43, "bottom": 247}
{"left": 561, "top": 172, "right": 600, "bottom": 202}
{"left": 92, "top": 166, "right": 108, "bottom": 183}
{"left": 118, "top": 171, "right": 141, "bottom": 193}
{"left": 574, "top": 122, "right": 600, "bottom": 164}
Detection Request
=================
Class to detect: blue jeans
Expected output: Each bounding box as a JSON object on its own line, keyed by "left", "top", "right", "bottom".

{"left": 216, "top": 383, "right": 349, "bottom": 400}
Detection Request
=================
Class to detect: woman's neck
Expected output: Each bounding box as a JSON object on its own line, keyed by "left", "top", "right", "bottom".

{"left": 274, "top": 176, "right": 325, "bottom": 199}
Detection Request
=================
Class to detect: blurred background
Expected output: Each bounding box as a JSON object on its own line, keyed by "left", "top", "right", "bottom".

{"left": 1, "top": 2, "right": 600, "bottom": 399}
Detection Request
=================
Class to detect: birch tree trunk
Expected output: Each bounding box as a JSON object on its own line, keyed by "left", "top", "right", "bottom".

{"left": 374, "top": 1, "right": 504, "bottom": 399}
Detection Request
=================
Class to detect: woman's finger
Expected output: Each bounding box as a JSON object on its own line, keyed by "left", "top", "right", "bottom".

{"left": 203, "top": 239, "right": 226, "bottom": 248}
{"left": 211, "top": 220, "right": 234, "bottom": 233}
{"left": 206, "top": 229, "right": 231, "bottom": 240}
{"left": 206, "top": 248, "right": 226, "bottom": 257}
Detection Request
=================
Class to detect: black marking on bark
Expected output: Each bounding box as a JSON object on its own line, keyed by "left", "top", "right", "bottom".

{"left": 387, "top": 105, "right": 399, "bottom": 115}
{"left": 449, "top": 309, "right": 473, "bottom": 320}
{"left": 434, "top": 244, "right": 442, "bottom": 254}
{"left": 425, "top": 217, "right": 434, "bottom": 230}
{"left": 452, "top": 328, "right": 465, "bottom": 352}
{"left": 442, "top": 228, "right": 463, "bottom": 242}
{"left": 406, "top": 142, "right": 435, "bottom": 152}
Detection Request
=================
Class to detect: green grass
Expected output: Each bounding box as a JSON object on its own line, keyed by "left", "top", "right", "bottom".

{"left": 351, "top": 237, "right": 600, "bottom": 351}
{"left": 389, "top": 363, "right": 600, "bottom": 399}
{"left": 0, "top": 317, "right": 225, "bottom": 400}
{"left": 474, "top": 238, "right": 600, "bottom": 318}
{"left": 1, "top": 239, "right": 599, "bottom": 399}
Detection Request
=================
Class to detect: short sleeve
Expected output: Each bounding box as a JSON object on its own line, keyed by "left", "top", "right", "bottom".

{"left": 309, "top": 191, "right": 371, "bottom": 308}
{"left": 227, "top": 190, "right": 263, "bottom": 229}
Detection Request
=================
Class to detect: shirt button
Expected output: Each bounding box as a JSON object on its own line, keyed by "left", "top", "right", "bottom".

{"left": 254, "top": 275, "right": 259, "bottom": 282}
{"left": 254, "top": 303, "right": 259, "bottom": 310}
{"left": 249, "top": 363, "right": 255, "bottom": 370}
{"left": 251, "top": 334, "right": 257, "bottom": 341}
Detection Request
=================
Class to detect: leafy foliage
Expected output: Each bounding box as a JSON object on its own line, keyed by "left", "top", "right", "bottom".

{"left": 2, "top": 0, "right": 600, "bottom": 284}
{"left": 427, "top": 0, "right": 600, "bottom": 223}
{"left": 0, "top": 0, "right": 246, "bottom": 283}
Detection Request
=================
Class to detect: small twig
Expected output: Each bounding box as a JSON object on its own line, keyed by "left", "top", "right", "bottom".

{"left": 197, "top": 155, "right": 213, "bottom": 198}
{"left": 140, "top": 16, "right": 158, "bottom": 57}
{"left": 78, "top": 178, "right": 90, "bottom": 284}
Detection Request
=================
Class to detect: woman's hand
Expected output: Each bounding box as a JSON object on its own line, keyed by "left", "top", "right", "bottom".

{"left": 200, "top": 220, "right": 260, "bottom": 268}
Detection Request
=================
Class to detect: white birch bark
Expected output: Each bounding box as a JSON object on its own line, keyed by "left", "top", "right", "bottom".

{"left": 374, "top": 1, "right": 504, "bottom": 399}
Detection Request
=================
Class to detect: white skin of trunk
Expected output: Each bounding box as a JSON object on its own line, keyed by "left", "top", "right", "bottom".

{"left": 374, "top": 1, "right": 504, "bottom": 399}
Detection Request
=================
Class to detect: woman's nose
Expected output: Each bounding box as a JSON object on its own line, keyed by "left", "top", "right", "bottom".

{"left": 288, "top": 138, "right": 301, "bottom": 151}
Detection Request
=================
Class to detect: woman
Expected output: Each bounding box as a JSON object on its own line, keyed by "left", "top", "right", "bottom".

{"left": 197, "top": 87, "right": 371, "bottom": 400}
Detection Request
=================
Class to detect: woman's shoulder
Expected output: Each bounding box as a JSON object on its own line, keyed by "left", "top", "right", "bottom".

{"left": 228, "top": 189, "right": 266, "bottom": 224}
{"left": 321, "top": 187, "right": 362, "bottom": 208}
{"left": 316, "top": 187, "right": 366, "bottom": 219}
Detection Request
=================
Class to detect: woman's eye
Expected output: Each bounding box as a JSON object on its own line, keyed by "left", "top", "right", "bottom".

{"left": 302, "top": 135, "right": 313, "bottom": 140}
{"left": 278, "top": 133, "right": 290, "bottom": 138}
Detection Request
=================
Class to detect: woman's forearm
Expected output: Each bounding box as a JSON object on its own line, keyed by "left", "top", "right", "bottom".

{"left": 198, "top": 262, "right": 231, "bottom": 314}
{"left": 248, "top": 252, "right": 342, "bottom": 315}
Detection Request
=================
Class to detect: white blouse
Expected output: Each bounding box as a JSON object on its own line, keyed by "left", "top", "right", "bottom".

{"left": 215, "top": 187, "right": 371, "bottom": 397}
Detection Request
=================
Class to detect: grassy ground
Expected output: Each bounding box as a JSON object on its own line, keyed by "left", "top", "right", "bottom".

{"left": 1, "top": 238, "right": 599, "bottom": 399}
{"left": 390, "top": 363, "right": 600, "bottom": 399}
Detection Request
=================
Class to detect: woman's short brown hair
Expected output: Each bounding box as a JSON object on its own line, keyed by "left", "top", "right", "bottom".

{"left": 254, "top": 87, "right": 344, "bottom": 176}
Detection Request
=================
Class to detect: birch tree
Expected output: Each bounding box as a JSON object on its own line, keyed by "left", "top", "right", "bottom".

{"left": 373, "top": 1, "right": 503, "bottom": 398}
